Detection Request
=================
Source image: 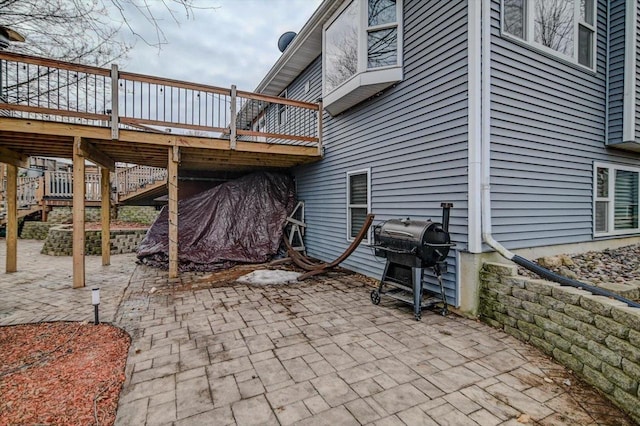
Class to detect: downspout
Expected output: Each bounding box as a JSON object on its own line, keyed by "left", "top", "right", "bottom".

{"left": 479, "top": 0, "right": 640, "bottom": 308}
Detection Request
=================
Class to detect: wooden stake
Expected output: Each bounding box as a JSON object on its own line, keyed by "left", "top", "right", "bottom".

{"left": 73, "top": 137, "right": 86, "bottom": 288}
{"left": 101, "top": 167, "right": 111, "bottom": 266}
{"left": 168, "top": 146, "right": 179, "bottom": 278}
{"left": 5, "top": 164, "right": 17, "bottom": 273}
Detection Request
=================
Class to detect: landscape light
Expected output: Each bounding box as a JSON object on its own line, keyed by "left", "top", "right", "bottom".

{"left": 92, "top": 288, "right": 100, "bottom": 325}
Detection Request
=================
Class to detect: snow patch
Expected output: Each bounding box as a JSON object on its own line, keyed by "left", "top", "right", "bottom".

{"left": 237, "top": 270, "right": 301, "bottom": 285}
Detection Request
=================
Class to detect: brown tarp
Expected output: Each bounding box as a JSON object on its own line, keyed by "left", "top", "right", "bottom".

{"left": 137, "top": 172, "right": 296, "bottom": 271}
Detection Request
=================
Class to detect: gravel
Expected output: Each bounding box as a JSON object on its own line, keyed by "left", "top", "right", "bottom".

{"left": 516, "top": 244, "right": 640, "bottom": 301}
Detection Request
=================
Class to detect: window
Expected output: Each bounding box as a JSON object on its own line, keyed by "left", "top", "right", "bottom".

{"left": 347, "top": 168, "right": 371, "bottom": 243}
{"left": 278, "top": 89, "right": 288, "bottom": 127}
{"left": 594, "top": 163, "right": 639, "bottom": 236}
{"left": 502, "top": 0, "right": 596, "bottom": 69}
{"left": 323, "top": 0, "right": 403, "bottom": 115}
{"left": 252, "top": 115, "right": 266, "bottom": 142}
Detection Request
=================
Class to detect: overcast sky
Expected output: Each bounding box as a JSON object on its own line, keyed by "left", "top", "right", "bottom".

{"left": 116, "top": 0, "right": 322, "bottom": 92}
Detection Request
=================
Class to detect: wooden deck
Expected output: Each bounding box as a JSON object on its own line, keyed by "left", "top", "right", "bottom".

{"left": 0, "top": 117, "right": 321, "bottom": 172}
{"left": 0, "top": 51, "right": 323, "bottom": 283}
{"left": 0, "top": 51, "right": 323, "bottom": 172}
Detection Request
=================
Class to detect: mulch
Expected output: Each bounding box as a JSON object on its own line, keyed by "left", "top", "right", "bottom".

{"left": 0, "top": 322, "right": 130, "bottom": 426}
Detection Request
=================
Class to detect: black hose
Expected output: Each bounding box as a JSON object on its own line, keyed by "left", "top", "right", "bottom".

{"left": 511, "top": 255, "right": 640, "bottom": 309}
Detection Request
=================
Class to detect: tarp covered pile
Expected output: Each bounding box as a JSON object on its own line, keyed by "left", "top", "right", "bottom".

{"left": 137, "top": 172, "right": 296, "bottom": 271}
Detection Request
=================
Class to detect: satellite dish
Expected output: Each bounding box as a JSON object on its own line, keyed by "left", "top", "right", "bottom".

{"left": 278, "top": 32, "right": 297, "bottom": 53}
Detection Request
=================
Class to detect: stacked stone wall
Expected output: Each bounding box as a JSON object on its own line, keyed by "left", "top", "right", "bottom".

{"left": 47, "top": 207, "right": 102, "bottom": 223}
{"left": 20, "top": 222, "right": 55, "bottom": 240}
{"left": 117, "top": 206, "right": 159, "bottom": 225}
{"left": 480, "top": 262, "right": 640, "bottom": 422}
{"left": 41, "top": 225, "right": 147, "bottom": 256}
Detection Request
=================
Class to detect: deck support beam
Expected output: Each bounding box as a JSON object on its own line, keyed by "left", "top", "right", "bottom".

{"left": 101, "top": 167, "right": 111, "bottom": 266}
{"left": 78, "top": 139, "right": 116, "bottom": 171}
{"left": 168, "top": 146, "right": 180, "bottom": 278}
{"left": 73, "top": 136, "right": 86, "bottom": 288}
{"left": 0, "top": 147, "right": 28, "bottom": 168}
{"left": 5, "top": 164, "right": 17, "bottom": 273}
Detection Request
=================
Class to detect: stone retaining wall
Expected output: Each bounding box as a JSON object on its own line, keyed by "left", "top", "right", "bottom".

{"left": 45, "top": 205, "right": 159, "bottom": 225}
{"left": 21, "top": 222, "right": 56, "bottom": 240}
{"left": 47, "top": 207, "right": 102, "bottom": 223}
{"left": 480, "top": 262, "right": 640, "bottom": 422}
{"left": 117, "top": 206, "right": 159, "bottom": 225}
{"left": 41, "top": 225, "right": 148, "bottom": 256}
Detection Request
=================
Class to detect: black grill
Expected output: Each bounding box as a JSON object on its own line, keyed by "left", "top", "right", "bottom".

{"left": 370, "top": 203, "right": 454, "bottom": 320}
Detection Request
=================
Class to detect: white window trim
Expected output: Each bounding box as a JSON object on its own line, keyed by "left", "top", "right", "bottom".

{"left": 593, "top": 162, "right": 640, "bottom": 237}
{"left": 322, "top": 0, "right": 403, "bottom": 113}
{"left": 500, "top": 0, "right": 597, "bottom": 71}
{"left": 346, "top": 168, "right": 371, "bottom": 244}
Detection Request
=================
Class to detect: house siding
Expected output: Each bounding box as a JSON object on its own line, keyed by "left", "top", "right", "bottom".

{"left": 608, "top": 0, "right": 626, "bottom": 144}
{"left": 490, "top": 0, "right": 640, "bottom": 249}
{"left": 286, "top": 0, "right": 470, "bottom": 306}
{"left": 636, "top": 1, "right": 640, "bottom": 141}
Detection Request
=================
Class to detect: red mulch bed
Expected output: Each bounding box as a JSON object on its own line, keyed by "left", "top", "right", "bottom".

{"left": 0, "top": 322, "right": 130, "bottom": 426}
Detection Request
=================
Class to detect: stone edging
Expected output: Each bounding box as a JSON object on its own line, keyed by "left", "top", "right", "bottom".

{"left": 41, "top": 224, "right": 148, "bottom": 256}
{"left": 480, "top": 262, "right": 640, "bottom": 423}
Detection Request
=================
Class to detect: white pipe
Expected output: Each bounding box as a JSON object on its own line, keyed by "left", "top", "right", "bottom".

{"left": 468, "top": 0, "right": 483, "bottom": 253}
{"left": 480, "top": 0, "right": 514, "bottom": 261}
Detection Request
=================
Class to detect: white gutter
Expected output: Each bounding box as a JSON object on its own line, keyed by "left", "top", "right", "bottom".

{"left": 480, "top": 0, "right": 515, "bottom": 260}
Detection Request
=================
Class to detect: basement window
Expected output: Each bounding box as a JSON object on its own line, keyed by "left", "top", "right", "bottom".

{"left": 323, "top": 0, "right": 403, "bottom": 115}
{"left": 347, "top": 168, "right": 371, "bottom": 243}
{"left": 594, "top": 163, "right": 639, "bottom": 236}
{"left": 502, "top": 0, "right": 596, "bottom": 69}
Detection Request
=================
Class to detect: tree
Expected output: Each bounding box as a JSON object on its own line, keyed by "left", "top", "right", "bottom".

{"left": 0, "top": 0, "right": 212, "bottom": 66}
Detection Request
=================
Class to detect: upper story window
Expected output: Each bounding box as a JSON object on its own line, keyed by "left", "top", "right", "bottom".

{"left": 502, "top": 0, "right": 596, "bottom": 69}
{"left": 323, "top": 0, "right": 403, "bottom": 115}
{"left": 594, "top": 163, "right": 639, "bottom": 236}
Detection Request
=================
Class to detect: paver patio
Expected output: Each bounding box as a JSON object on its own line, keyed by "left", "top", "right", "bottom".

{"left": 0, "top": 240, "right": 635, "bottom": 425}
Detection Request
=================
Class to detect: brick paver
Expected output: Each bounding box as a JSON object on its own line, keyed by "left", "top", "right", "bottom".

{"left": 1, "top": 239, "right": 636, "bottom": 425}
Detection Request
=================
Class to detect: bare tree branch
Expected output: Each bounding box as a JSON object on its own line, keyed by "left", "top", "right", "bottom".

{"left": 0, "top": 0, "right": 217, "bottom": 66}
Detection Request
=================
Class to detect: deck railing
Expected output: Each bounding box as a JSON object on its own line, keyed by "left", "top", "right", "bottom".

{"left": 17, "top": 177, "right": 40, "bottom": 207}
{"left": 0, "top": 166, "right": 166, "bottom": 216}
{"left": 116, "top": 165, "right": 167, "bottom": 195}
{"left": 43, "top": 171, "right": 101, "bottom": 201}
{"left": 0, "top": 52, "right": 321, "bottom": 151}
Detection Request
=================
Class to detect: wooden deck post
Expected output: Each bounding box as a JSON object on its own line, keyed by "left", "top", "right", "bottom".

{"left": 168, "top": 146, "right": 179, "bottom": 278}
{"left": 317, "top": 101, "right": 323, "bottom": 157}
{"left": 230, "top": 85, "right": 237, "bottom": 150}
{"left": 73, "top": 137, "right": 86, "bottom": 288}
{"left": 101, "top": 167, "right": 111, "bottom": 266}
{"left": 0, "top": 163, "right": 5, "bottom": 211}
{"left": 5, "top": 164, "right": 17, "bottom": 273}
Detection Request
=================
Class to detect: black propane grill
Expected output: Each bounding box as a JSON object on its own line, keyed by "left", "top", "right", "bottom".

{"left": 370, "top": 203, "right": 454, "bottom": 320}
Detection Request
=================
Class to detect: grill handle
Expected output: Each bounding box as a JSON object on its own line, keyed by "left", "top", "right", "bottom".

{"left": 371, "top": 245, "right": 416, "bottom": 255}
{"left": 383, "top": 229, "right": 414, "bottom": 237}
{"left": 441, "top": 203, "right": 453, "bottom": 233}
{"left": 423, "top": 242, "right": 456, "bottom": 248}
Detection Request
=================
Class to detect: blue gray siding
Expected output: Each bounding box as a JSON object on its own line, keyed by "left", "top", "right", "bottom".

{"left": 491, "top": 0, "right": 640, "bottom": 249}
{"left": 288, "top": 0, "right": 469, "bottom": 306}
{"left": 636, "top": 2, "right": 640, "bottom": 141}
{"left": 608, "top": 1, "right": 626, "bottom": 144}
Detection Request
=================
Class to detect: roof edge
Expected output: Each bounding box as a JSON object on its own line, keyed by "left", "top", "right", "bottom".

{"left": 254, "top": 0, "right": 337, "bottom": 94}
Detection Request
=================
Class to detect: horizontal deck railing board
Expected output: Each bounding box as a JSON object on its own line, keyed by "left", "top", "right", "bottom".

{"left": 0, "top": 52, "right": 320, "bottom": 150}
